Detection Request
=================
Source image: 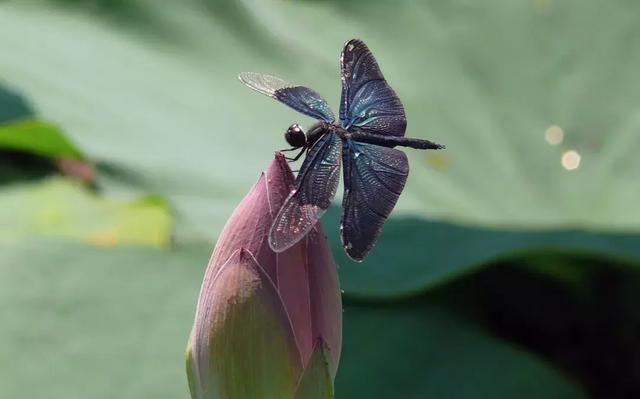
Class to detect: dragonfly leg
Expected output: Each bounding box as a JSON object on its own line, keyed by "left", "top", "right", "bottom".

{"left": 283, "top": 148, "right": 306, "bottom": 162}
{"left": 280, "top": 147, "right": 298, "bottom": 152}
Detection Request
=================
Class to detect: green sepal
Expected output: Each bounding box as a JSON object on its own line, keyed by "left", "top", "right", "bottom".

{"left": 189, "top": 248, "right": 303, "bottom": 399}
{"left": 295, "top": 340, "right": 334, "bottom": 399}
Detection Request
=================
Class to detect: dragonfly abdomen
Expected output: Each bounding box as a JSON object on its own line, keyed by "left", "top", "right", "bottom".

{"left": 350, "top": 132, "right": 445, "bottom": 150}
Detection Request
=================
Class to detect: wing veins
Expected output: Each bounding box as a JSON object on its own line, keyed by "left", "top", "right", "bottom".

{"left": 296, "top": 133, "right": 336, "bottom": 195}
{"left": 350, "top": 77, "right": 385, "bottom": 97}
{"left": 239, "top": 72, "right": 335, "bottom": 122}
{"left": 351, "top": 185, "right": 388, "bottom": 219}
{"left": 354, "top": 159, "right": 403, "bottom": 196}
{"left": 339, "top": 40, "right": 407, "bottom": 136}
{"left": 269, "top": 133, "right": 341, "bottom": 252}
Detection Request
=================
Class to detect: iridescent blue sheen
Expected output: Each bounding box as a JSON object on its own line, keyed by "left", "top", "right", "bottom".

{"left": 340, "top": 139, "right": 408, "bottom": 260}
{"left": 274, "top": 87, "right": 335, "bottom": 122}
{"left": 239, "top": 39, "right": 444, "bottom": 261}
{"left": 339, "top": 39, "right": 406, "bottom": 136}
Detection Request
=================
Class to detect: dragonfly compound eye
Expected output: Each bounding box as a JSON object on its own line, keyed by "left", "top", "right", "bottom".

{"left": 285, "top": 124, "right": 306, "bottom": 148}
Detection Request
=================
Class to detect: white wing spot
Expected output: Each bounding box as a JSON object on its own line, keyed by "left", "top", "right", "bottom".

{"left": 348, "top": 44, "right": 354, "bottom": 51}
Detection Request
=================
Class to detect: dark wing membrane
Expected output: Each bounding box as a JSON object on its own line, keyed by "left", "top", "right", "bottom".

{"left": 339, "top": 39, "right": 406, "bottom": 136}
{"left": 340, "top": 140, "right": 409, "bottom": 261}
{"left": 239, "top": 72, "right": 335, "bottom": 122}
{"left": 269, "top": 132, "right": 342, "bottom": 252}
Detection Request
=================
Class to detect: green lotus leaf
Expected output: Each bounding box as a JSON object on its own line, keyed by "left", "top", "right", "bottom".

{"left": 1, "top": 1, "right": 638, "bottom": 295}
{"left": 0, "top": 177, "right": 171, "bottom": 247}
{"left": 0, "top": 239, "right": 587, "bottom": 399}
{"left": 0, "top": 84, "right": 33, "bottom": 122}
{"left": 0, "top": 118, "right": 83, "bottom": 159}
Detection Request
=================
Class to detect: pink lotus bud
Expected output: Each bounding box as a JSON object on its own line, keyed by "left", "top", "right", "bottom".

{"left": 186, "top": 153, "right": 342, "bottom": 399}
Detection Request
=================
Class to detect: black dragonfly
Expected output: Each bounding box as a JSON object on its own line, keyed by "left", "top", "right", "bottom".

{"left": 239, "top": 39, "right": 445, "bottom": 261}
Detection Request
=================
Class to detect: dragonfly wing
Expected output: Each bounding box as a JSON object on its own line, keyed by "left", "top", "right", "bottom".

{"left": 340, "top": 140, "right": 409, "bottom": 261}
{"left": 339, "top": 39, "right": 406, "bottom": 136}
{"left": 269, "top": 132, "right": 342, "bottom": 252}
{"left": 239, "top": 72, "right": 335, "bottom": 122}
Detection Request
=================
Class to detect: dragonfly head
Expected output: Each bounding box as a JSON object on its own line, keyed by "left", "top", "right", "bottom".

{"left": 285, "top": 123, "right": 306, "bottom": 148}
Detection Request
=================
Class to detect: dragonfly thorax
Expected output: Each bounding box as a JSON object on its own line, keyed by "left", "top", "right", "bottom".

{"left": 309, "top": 121, "right": 353, "bottom": 144}
{"left": 306, "top": 122, "right": 331, "bottom": 148}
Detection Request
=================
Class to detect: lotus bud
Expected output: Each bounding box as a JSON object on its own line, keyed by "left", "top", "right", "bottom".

{"left": 187, "top": 153, "right": 342, "bottom": 399}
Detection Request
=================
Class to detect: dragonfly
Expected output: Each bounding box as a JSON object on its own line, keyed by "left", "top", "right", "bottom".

{"left": 239, "top": 39, "right": 445, "bottom": 261}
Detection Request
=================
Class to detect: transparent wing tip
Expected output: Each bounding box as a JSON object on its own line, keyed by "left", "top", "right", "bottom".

{"left": 268, "top": 234, "right": 289, "bottom": 253}
{"left": 268, "top": 224, "right": 301, "bottom": 253}
{"left": 238, "top": 72, "right": 289, "bottom": 97}
{"left": 238, "top": 72, "right": 260, "bottom": 89}
{"left": 238, "top": 72, "right": 254, "bottom": 83}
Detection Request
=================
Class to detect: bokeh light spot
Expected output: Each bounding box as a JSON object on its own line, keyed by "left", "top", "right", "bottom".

{"left": 561, "top": 150, "right": 581, "bottom": 171}
{"left": 545, "top": 125, "right": 564, "bottom": 145}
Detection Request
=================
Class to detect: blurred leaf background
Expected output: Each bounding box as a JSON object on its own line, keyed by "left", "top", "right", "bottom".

{"left": 1, "top": 0, "right": 639, "bottom": 397}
